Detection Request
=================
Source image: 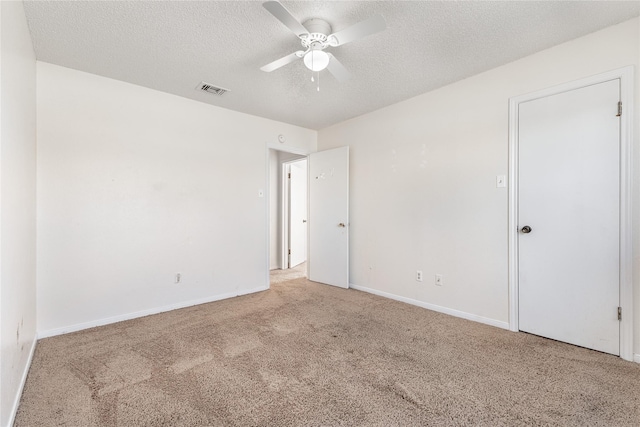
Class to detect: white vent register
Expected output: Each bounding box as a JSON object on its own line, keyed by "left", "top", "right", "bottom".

{"left": 196, "top": 81, "right": 228, "bottom": 96}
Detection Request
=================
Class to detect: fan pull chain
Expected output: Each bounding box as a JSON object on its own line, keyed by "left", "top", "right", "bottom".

{"left": 308, "top": 53, "right": 319, "bottom": 91}
{"left": 311, "top": 53, "right": 315, "bottom": 82}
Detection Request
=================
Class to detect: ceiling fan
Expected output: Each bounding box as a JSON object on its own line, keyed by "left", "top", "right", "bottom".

{"left": 260, "top": 1, "right": 386, "bottom": 83}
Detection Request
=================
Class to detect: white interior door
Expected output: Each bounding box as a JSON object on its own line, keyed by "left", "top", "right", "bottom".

{"left": 308, "top": 146, "right": 349, "bottom": 288}
{"left": 289, "top": 160, "right": 307, "bottom": 268}
{"left": 518, "top": 79, "right": 620, "bottom": 355}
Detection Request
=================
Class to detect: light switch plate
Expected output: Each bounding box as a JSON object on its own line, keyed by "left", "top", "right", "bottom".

{"left": 496, "top": 175, "right": 506, "bottom": 188}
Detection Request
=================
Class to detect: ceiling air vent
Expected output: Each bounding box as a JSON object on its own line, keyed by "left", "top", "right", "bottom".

{"left": 196, "top": 81, "right": 228, "bottom": 96}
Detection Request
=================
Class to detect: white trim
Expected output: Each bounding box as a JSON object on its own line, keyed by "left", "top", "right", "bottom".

{"left": 634, "top": 354, "right": 640, "bottom": 364}
{"left": 508, "top": 93, "right": 519, "bottom": 333}
{"left": 38, "top": 288, "right": 267, "bottom": 339}
{"left": 7, "top": 335, "right": 37, "bottom": 427}
{"left": 237, "top": 284, "right": 269, "bottom": 297}
{"left": 350, "top": 284, "right": 510, "bottom": 330}
{"left": 281, "top": 158, "right": 309, "bottom": 271}
{"left": 617, "top": 67, "right": 634, "bottom": 362}
{"left": 508, "top": 66, "right": 634, "bottom": 361}
{"left": 266, "top": 142, "right": 312, "bottom": 156}
{"left": 282, "top": 162, "right": 291, "bottom": 269}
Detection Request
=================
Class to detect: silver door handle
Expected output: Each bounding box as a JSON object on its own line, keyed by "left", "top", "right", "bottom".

{"left": 521, "top": 226, "right": 532, "bottom": 234}
{"left": 338, "top": 223, "right": 346, "bottom": 228}
{"left": 303, "top": 220, "right": 307, "bottom": 223}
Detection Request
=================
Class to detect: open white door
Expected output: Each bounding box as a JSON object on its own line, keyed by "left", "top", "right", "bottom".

{"left": 308, "top": 147, "right": 349, "bottom": 288}
{"left": 288, "top": 160, "right": 307, "bottom": 268}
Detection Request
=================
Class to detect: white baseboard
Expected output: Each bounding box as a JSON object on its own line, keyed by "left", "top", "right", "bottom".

{"left": 7, "top": 335, "right": 37, "bottom": 427}
{"left": 238, "top": 284, "right": 269, "bottom": 296}
{"left": 349, "top": 283, "right": 510, "bottom": 330}
{"left": 634, "top": 354, "right": 640, "bottom": 364}
{"left": 38, "top": 286, "right": 269, "bottom": 339}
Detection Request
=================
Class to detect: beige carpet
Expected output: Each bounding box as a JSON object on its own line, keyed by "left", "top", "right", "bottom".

{"left": 16, "top": 277, "right": 640, "bottom": 426}
{"left": 270, "top": 262, "right": 306, "bottom": 284}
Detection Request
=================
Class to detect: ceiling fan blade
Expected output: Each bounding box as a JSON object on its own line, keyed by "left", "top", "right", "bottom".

{"left": 326, "top": 54, "right": 351, "bottom": 82}
{"left": 260, "top": 51, "right": 304, "bottom": 72}
{"left": 263, "top": 1, "right": 308, "bottom": 38}
{"left": 327, "top": 15, "right": 386, "bottom": 47}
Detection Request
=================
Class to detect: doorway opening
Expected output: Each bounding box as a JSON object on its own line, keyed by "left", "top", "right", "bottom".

{"left": 266, "top": 145, "right": 350, "bottom": 289}
{"left": 268, "top": 149, "right": 307, "bottom": 285}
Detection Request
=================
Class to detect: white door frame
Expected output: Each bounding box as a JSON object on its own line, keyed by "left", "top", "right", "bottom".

{"left": 282, "top": 162, "right": 292, "bottom": 269}
{"left": 507, "top": 66, "right": 634, "bottom": 361}
{"left": 265, "top": 143, "right": 311, "bottom": 287}
{"left": 281, "top": 158, "right": 307, "bottom": 269}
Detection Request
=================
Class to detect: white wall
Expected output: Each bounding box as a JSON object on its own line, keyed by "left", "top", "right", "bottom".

{"left": 37, "top": 62, "right": 316, "bottom": 336}
{"left": 319, "top": 18, "right": 640, "bottom": 352}
{"left": 0, "top": 1, "right": 37, "bottom": 426}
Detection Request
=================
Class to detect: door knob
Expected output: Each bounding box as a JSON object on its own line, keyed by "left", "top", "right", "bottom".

{"left": 338, "top": 223, "right": 346, "bottom": 228}
{"left": 521, "top": 226, "right": 532, "bottom": 234}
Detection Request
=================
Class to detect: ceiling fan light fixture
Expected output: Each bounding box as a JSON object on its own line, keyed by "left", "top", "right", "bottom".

{"left": 303, "top": 50, "right": 330, "bottom": 72}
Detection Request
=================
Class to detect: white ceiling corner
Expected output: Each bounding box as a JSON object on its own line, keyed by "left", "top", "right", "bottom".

{"left": 23, "top": 1, "right": 640, "bottom": 130}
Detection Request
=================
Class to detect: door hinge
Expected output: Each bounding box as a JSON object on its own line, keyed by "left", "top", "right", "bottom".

{"left": 616, "top": 101, "right": 622, "bottom": 117}
{"left": 288, "top": 172, "right": 291, "bottom": 179}
{"left": 618, "top": 306, "right": 622, "bottom": 321}
{"left": 288, "top": 249, "right": 291, "bottom": 255}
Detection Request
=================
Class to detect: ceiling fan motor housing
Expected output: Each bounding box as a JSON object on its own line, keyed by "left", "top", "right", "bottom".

{"left": 301, "top": 19, "right": 332, "bottom": 49}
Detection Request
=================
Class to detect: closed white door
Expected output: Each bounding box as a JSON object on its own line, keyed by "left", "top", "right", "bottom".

{"left": 518, "top": 79, "right": 620, "bottom": 355}
{"left": 289, "top": 160, "right": 307, "bottom": 268}
{"left": 308, "top": 147, "right": 349, "bottom": 288}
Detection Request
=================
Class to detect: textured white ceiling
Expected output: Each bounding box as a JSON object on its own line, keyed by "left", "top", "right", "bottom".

{"left": 23, "top": 1, "right": 640, "bottom": 130}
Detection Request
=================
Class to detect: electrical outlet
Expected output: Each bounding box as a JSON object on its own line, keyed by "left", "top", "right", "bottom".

{"left": 175, "top": 273, "right": 181, "bottom": 284}
{"left": 416, "top": 270, "right": 423, "bottom": 282}
{"left": 435, "top": 274, "right": 443, "bottom": 286}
